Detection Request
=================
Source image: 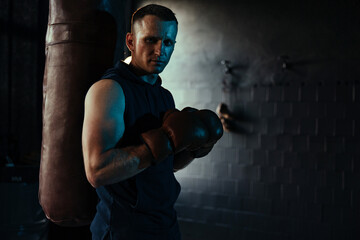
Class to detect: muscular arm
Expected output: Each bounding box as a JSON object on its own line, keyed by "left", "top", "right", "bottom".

{"left": 82, "top": 79, "right": 152, "bottom": 188}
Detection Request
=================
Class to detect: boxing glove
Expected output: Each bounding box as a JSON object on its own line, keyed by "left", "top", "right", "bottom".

{"left": 182, "top": 107, "right": 223, "bottom": 146}
{"left": 187, "top": 108, "right": 223, "bottom": 157}
{"left": 194, "top": 109, "right": 223, "bottom": 143}
{"left": 141, "top": 109, "right": 210, "bottom": 164}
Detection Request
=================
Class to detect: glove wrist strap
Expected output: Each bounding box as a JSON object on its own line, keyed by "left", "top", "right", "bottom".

{"left": 140, "top": 129, "right": 174, "bottom": 165}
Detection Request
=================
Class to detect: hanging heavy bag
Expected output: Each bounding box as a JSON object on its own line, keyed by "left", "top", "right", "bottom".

{"left": 39, "top": 0, "right": 116, "bottom": 226}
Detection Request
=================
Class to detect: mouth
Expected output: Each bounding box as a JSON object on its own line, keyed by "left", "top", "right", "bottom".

{"left": 150, "top": 59, "right": 165, "bottom": 64}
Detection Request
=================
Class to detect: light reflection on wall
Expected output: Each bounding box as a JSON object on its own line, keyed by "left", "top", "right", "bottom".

{"left": 132, "top": 2, "right": 235, "bottom": 198}
{"left": 131, "top": 6, "right": 239, "bottom": 229}
{"left": 135, "top": 0, "right": 225, "bottom": 111}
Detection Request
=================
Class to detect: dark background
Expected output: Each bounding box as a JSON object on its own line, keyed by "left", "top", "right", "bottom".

{"left": 0, "top": 0, "right": 47, "bottom": 167}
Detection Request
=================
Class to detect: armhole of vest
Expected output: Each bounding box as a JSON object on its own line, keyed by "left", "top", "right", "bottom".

{"left": 113, "top": 77, "right": 129, "bottom": 124}
{"left": 162, "top": 87, "right": 175, "bottom": 109}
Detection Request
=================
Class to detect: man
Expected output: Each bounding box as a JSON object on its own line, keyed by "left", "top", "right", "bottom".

{"left": 82, "top": 4, "right": 223, "bottom": 239}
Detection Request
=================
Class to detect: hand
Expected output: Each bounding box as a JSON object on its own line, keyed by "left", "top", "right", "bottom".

{"left": 162, "top": 108, "right": 211, "bottom": 152}
{"left": 180, "top": 107, "right": 223, "bottom": 158}
{"left": 140, "top": 108, "right": 210, "bottom": 164}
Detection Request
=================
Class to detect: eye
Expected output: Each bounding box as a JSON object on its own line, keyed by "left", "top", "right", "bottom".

{"left": 145, "top": 37, "right": 157, "bottom": 44}
{"left": 164, "top": 39, "right": 175, "bottom": 47}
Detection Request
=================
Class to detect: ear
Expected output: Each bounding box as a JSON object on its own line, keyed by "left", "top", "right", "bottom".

{"left": 126, "top": 33, "right": 135, "bottom": 52}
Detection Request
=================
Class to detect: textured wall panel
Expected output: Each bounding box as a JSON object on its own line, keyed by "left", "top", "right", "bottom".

{"left": 134, "top": 0, "right": 360, "bottom": 239}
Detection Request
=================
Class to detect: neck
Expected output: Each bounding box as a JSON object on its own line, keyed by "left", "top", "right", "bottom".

{"left": 128, "top": 62, "right": 158, "bottom": 85}
{"left": 139, "top": 73, "right": 158, "bottom": 85}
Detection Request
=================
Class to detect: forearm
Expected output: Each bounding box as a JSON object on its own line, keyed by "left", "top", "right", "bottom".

{"left": 87, "top": 144, "right": 153, "bottom": 188}
{"left": 173, "top": 150, "right": 195, "bottom": 172}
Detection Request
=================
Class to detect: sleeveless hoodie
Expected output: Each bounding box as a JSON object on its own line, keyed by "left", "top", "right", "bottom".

{"left": 90, "top": 61, "right": 181, "bottom": 240}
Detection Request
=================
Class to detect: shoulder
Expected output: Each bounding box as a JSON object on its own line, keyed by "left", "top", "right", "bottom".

{"left": 85, "top": 79, "right": 125, "bottom": 112}
{"left": 160, "top": 86, "right": 175, "bottom": 107}
{"left": 90, "top": 78, "right": 122, "bottom": 90}
{"left": 159, "top": 83, "right": 173, "bottom": 97}
{"left": 87, "top": 79, "right": 123, "bottom": 99}
{"left": 101, "top": 61, "right": 129, "bottom": 82}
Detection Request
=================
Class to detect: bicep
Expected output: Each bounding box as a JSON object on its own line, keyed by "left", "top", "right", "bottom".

{"left": 82, "top": 79, "right": 125, "bottom": 171}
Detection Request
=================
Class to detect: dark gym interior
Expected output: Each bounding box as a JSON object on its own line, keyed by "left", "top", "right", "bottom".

{"left": 1, "top": 0, "right": 360, "bottom": 239}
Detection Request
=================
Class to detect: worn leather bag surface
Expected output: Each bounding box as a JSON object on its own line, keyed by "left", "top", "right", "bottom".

{"left": 39, "top": 0, "right": 116, "bottom": 226}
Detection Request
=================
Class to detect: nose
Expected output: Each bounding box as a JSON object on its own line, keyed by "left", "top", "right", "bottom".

{"left": 154, "top": 40, "right": 164, "bottom": 57}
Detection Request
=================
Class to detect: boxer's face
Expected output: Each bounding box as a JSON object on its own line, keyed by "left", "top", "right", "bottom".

{"left": 127, "top": 15, "right": 177, "bottom": 75}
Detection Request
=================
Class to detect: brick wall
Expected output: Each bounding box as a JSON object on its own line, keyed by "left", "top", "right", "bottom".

{"left": 174, "top": 81, "right": 360, "bottom": 240}
{"left": 134, "top": 0, "right": 360, "bottom": 239}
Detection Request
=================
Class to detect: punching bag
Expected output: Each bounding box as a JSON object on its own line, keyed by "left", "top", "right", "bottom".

{"left": 39, "top": 0, "right": 116, "bottom": 226}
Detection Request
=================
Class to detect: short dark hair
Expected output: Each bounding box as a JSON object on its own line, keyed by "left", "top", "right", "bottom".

{"left": 131, "top": 4, "right": 178, "bottom": 31}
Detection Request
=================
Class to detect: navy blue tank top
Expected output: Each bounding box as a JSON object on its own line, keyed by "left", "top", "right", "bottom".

{"left": 90, "top": 61, "right": 181, "bottom": 240}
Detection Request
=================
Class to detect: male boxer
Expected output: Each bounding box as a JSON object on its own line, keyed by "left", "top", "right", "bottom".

{"left": 82, "top": 4, "right": 223, "bottom": 239}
